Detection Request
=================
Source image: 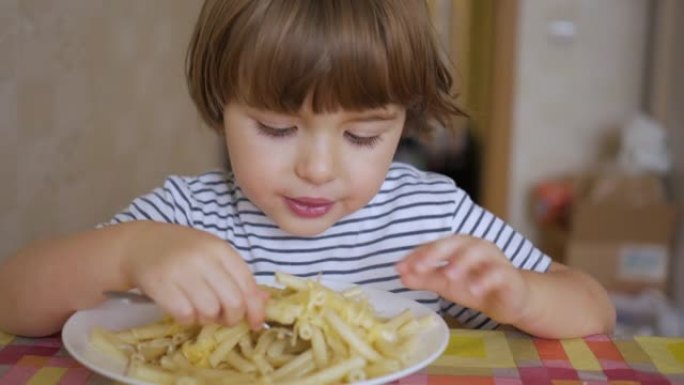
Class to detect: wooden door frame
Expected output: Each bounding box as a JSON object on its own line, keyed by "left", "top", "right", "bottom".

{"left": 480, "top": 0, "right": 519, "bottom": 219}
{"left": 647, "top": 0, "right": 684, "bottom": 305}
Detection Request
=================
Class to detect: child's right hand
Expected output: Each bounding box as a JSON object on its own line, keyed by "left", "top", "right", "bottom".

{"left": 121, "top": 223, "right": 268, "bottom": 330}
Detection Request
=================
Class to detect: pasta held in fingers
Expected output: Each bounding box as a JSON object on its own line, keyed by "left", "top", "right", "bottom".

{"left": 89, "top": 272, "right": 438, "bottom": 385}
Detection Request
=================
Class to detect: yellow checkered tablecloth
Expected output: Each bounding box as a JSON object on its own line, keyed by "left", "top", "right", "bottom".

{"left": 1, "top": 329, "right": 683, "bottom": 384}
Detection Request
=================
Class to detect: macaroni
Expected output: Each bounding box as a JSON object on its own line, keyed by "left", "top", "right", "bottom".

{"left": 90, "top": 272, "right": 435, "bottom": 385}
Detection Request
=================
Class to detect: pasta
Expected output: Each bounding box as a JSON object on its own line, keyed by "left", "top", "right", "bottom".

{"left": 90, "top": 272, "right": 436, "bottom": 385}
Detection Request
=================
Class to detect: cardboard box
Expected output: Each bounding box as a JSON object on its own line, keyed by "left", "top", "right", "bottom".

{"left": 564, "top": 173, "right": 678, "bottom": 293}
{"left": 538, "top": 225, "right": 569, "bottom": 263}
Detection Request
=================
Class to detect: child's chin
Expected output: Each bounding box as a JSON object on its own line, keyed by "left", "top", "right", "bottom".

{"left": 278, "top": 219, "right": 334, "bottom": 238}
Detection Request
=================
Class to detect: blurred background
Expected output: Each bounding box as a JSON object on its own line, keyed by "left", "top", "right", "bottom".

{"left": 1, "top": 0, "right": 682, "bottom": 335}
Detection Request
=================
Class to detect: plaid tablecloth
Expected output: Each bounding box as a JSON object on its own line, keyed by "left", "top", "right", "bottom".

{"left": 1, "top": 329, "right": 683, "bottom": 385}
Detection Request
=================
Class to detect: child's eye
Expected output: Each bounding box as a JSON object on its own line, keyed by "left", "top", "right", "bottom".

{"left": 256, "top": 122, "right": 297, "bottom": 138}
{"left": 344, "top": 132, "right": 382, "bottom": 148}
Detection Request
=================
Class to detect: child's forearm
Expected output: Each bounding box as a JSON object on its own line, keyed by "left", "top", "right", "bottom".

{"left": 512, "top": 264, "right": 616, "bottom": 339}
{"left": 0, "top": 221, "right": 156, "bottom": 337}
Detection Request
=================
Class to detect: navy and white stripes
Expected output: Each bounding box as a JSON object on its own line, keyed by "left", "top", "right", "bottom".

{"left": 106, "top": 162, "right": 551, "bottom": 330}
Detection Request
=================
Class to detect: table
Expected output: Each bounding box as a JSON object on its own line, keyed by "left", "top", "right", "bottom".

{"left": 1, "top": 329, "right": 683, "bottom": 385}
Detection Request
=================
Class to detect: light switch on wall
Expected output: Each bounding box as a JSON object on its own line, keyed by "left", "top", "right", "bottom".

{"left": 548, "top": 19, "right": 577, "bottom": 44}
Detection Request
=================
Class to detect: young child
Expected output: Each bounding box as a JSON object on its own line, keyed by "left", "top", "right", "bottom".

{"left": 0, "top": 0, "right": 614, "bottom": 339}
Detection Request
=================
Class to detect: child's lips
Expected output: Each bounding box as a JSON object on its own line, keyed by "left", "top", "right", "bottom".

{"left": 285, "top": 197, "right": 334, "bottom": 218}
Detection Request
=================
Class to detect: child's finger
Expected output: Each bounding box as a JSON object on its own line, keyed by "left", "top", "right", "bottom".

{"left": 244, "top": 288, "right": 269, "bottom": 331}
{"left": 398, "top": 238, "right": 477, "bottom": 283}
{"left": 467, "top": 264, "right": 506, "bottom": 299}
{"left": 399, "top": 244, "right": 499, "bottom": 307}
{"left": 178, "top": 278, "right": 221, "bottom": 324}
{"left": 398, "top": 257, "right": 462, "bottom": 295}
{"left": 203, "top": 264, "right": 246, "bottom": 326}
{"left": 439, "top": 245, "right": 491, "bottom": 282}
{"left": 399, "top": 269, "right": 450, "bottom": 293}
{"left": 399, "top": 235, "right": 476, "bottom": 274}
{"left": 147, "top": 284, "right": 196, "bottom": 325}
{"left": 397, "top": 240, "right": 449, "bottom": 274}
{"left": 217, "top": 256, "right": 265, "bottom": 330}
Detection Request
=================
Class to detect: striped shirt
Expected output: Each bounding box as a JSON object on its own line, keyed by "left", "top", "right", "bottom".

{"left": 107, "top": 162, "right": 551, "bottom": 329}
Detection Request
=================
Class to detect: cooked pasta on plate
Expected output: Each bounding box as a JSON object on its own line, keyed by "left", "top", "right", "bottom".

{"left": 63, "top": 273, "right": 449, "bottom": 385}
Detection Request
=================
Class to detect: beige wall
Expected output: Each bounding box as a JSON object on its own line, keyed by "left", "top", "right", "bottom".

{"left": 0, "top": 1, "right": 223, "bottom": 259}
{"left": 508, "top": 0, "right": 649, "bottom": 238}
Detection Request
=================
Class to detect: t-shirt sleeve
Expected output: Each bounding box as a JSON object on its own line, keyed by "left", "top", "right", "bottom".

{"left": 450, "top": 190, "right": 552, "bottom": 272}
{"left": 439, "top": 188, "right": 552, "bottom": 329}
{"left": 99, "top": 176, "right": 195, "bottom": 227}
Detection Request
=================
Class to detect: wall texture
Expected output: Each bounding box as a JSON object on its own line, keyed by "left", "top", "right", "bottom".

{"left": 0, "top": 1, "right": 223, "bottom": 259}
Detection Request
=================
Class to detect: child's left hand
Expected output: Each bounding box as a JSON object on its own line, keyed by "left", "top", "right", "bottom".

{"left": 395, "top": 235, "right": 532, "bottom": 325}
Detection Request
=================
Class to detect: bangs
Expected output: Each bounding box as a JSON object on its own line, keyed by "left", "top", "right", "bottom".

{"left": 187, "top": 0, "right": 463, "bottom": 132}
{"left": 226, "top": 1, "right": 425, "bottom": 113}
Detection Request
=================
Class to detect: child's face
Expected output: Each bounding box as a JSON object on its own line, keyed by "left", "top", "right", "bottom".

{"left": 223, "top": 101, "right": 405, "bottom": 237}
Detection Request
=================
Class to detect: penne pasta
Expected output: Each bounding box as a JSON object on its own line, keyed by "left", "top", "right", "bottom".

{"left": 277, "top": 356, "right": 366, "bottom": 385}
{"left": 90, "top": 272, "right": 435, "bottom": 385}
{"left": 208, "top": 325, "right": 248, "bottom": 368}
{"left": 323, "top": 310, "right": 382, "bottom": 362}
{"left": 310, "top": 326, "right": 329, "bottom": 368}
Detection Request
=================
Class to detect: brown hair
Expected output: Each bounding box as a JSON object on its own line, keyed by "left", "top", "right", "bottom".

{"left": 186, "top": 0, "right": 465, "bottom": 136}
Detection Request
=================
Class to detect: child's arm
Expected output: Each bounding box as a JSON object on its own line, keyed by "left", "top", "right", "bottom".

{"left": 0, "top": 221, "right": 267, "bottom": 337}
{"left": 396, "top": 235, "right": 615, "bottom": 339}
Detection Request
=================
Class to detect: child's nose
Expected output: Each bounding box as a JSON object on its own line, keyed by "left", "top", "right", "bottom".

{"left": 295, "top": 141, "right": 337, "bottom": 186}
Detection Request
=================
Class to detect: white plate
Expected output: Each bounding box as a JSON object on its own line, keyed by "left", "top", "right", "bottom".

{"left": 63, "top": 277, "right": 449, "bottom": 385}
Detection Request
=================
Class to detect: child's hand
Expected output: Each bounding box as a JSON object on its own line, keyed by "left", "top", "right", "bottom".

{"left": 396, "top": 235, "right": 531, "bottom": 325}
{"left": 121, "top": 224, "right": 268, "bottom": 330}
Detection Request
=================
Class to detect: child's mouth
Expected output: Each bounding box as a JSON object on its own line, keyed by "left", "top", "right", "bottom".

{"left": 285, "top": 197, "right": 334, "bottom": 218}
